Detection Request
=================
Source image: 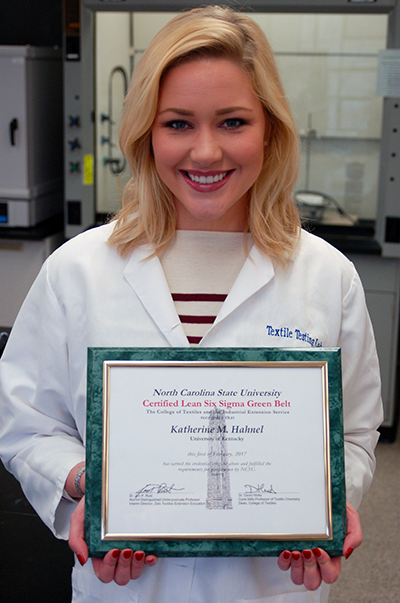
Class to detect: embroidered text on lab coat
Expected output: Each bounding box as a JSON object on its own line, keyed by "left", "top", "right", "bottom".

{"left": 266, "top": 324, "right": 323, "bottom": 347}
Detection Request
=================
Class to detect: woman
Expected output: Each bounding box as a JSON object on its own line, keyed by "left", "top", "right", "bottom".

{"left": 0, "top": 6, "right": 382, "bottom": 603}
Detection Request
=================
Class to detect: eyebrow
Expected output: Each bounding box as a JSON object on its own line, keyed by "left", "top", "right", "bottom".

{"left": 158, "top": 106, "right": 253, "bottom": 116}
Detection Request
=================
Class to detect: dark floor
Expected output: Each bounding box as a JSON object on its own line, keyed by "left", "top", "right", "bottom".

{"left": 0, "top": 461, "right": 74, "bottom": 603}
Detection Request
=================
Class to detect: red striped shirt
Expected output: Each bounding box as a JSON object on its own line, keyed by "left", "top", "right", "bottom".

{"left": 172, "top": 292, "right": 228, "bottom": 345}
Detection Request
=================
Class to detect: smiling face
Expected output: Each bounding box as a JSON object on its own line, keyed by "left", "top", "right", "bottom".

{"left": 151, "top": 58, "right": 267, "bottom": 231}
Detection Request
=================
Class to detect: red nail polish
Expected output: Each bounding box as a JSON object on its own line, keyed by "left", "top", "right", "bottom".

{"left": 303, "top": 550, "right": 312, "bottom": 560}
{"left": 134, "top": 551, "right": 145, "bottom": 562}
{"left": 123, "top": 549, "right": 133, "bottom": 560}
{"left": 77, "top": 553, "right": 86, "bottom": 566}
{"left": 283, "top": 551, "right": 291, "bottom": 560}
{"left": 312, "top": 548, "right": 322, "bottom": 558}
{"left": 292, "top": 552, "right": 301, "bottom": 561}
{"left": 111, "top": 549, "right": 120, "bottom": 559}
{"left": 345, "top": 547, "right": 354, "bottom": 560}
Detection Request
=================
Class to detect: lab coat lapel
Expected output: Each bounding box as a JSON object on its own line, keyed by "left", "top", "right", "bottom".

{"left": 123, "top": 246, "right": 189, "bottom": 347}
{"left": 214, "top": 245, "right": 275, "bottom": 324}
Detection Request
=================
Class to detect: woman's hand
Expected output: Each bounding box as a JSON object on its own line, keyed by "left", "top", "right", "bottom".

{"left": 69, "top": 497, "right": 158, "bottom": 585}
{"left": 277, "top": 501, "right": 362, "bottom": 591}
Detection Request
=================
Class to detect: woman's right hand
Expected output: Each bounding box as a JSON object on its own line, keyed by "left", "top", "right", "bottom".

{"left": 69, "top": 497, "right": 158, "bottom": 585}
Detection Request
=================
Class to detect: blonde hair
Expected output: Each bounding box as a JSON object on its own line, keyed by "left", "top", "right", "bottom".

{"left": 108, "top": 5, "right": 300, "bottom": 265}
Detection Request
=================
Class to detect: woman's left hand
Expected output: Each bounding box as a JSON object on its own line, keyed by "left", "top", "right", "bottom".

{"left": 277, "top": 501, "right": 362, "bottom": 591}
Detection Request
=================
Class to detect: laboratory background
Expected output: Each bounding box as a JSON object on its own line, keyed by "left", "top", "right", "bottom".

{"left": 0, "top": 0, "right": 399, "bottom": 601}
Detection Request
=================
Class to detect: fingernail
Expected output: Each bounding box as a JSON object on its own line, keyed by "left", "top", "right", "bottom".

{"left": 112, "top": 549, "right": 120, "bottom": 559}
{"left": 77, "top": 553, "right": 86, "bottom": 566}
{"left": 345, "top": 547, "right": 354, "bottom": 560}
{"left": 283, "top": 551, "right": 291, "bottom": 560}
{"left": 123, "top": 549, "right": 133, "bottom": 560}
{"left": 292, "top": 552, "right": 301, "bottom": 561}
{"left": 146, "top": 555, "right": 157, "bottom": 565}
{"left": 303, "top": 550, "right": 312, "bottom": 560}
{"left": 312, "top": 548, "right": 322, "bottom": 558}
{"left": 134, "top": 551, "right": 145, "bottom": 562}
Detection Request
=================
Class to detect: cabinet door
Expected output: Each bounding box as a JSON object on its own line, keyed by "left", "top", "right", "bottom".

{"left": 0, "top": 55, "right": 28, "bottom": 197}
{"left": 347, "top": 254, "right": 400, "bottom": 428}
{"left": 364, "top": 290, "right": 397, "bottom": 428}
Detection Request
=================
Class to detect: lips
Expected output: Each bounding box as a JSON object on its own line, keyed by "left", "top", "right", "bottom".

{"left": 181, "top": 170, "right": 234, "bottom": 191}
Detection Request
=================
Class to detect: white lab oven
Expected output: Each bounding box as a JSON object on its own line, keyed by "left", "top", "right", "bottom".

{"left": 0, "top": 46, "right": 63, "bottom": 227}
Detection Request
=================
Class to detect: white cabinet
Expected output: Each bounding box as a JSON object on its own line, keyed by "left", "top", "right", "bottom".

{"left": 348, "top": 254, "right": 400, "bottom": 431}
{"left": 0, "top": 234, "right": 64, "bottom": 327}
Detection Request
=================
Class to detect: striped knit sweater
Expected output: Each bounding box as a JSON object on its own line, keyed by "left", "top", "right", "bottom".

{"left": 160, "top": 230, "right": 251, "bottom": 345}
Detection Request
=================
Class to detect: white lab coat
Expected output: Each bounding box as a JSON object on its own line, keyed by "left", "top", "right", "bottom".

{"left": 0, "top": 223, "right": 383, "bottom": 603}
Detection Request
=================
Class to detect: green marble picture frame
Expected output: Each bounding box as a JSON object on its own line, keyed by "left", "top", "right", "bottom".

{"left": 85, "top": 347, "right": 346, "bottom": 558}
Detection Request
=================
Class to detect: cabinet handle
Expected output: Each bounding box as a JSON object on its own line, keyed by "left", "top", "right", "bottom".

{"left": 10, "top": 118, "right": 18, "bottom": 146}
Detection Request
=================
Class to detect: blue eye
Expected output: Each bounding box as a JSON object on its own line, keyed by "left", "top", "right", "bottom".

{"left": 223, "top": 118, "right": 245, "bottom": 129}
{"left": 166, "top": 120, "right": 189, "bottom": 130}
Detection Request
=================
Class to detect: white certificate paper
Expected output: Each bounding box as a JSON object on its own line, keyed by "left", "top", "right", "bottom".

{"left": 102, "top": 360, "right": 332, "bottom": 542}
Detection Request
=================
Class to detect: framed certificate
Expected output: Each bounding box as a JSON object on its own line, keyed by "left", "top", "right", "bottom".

{"left": 85, "top": 347, "right": 346, "bottom": 557}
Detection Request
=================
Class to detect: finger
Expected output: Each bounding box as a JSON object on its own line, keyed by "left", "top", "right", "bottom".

{"left": 68, "top": 497, "right": 88, "bottom": 566}
{"left": 313, "top": 548, "right": 341, "bottom": 585}
{"left": 145, "top": 554, "right": 158, "bottom": 568}
{"left": 343, "top": 502, "right": 363, "bottom": 559}
{"left": 277, "top": 550, "right": 292, "bottom": 571}
{"left": 290, "top": 551, "right": 304, "bottom": 586}
{"left": 130, "top": 550, "right": 146, "bottom": 580}
{"left": 93, "top": 549, "right": 120, "bottom": 583}
{"left": 302, "top": 550, "right": 322, "bottom": 591}
{"left": 114, "top": 549, "right": 135, "bottom": 586}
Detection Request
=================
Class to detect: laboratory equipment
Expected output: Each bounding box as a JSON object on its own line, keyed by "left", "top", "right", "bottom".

{"left": 0, "top": 46, "right": 63, "bottom": 227}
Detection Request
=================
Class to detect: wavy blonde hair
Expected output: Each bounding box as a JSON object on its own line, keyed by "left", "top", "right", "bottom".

{"left": 108, "top": 5, "right": 300, "bottom": 265}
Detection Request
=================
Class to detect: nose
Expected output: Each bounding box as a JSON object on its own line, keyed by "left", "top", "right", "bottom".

{"left": 189, "top": 128, "right": 223, "bottom": 167}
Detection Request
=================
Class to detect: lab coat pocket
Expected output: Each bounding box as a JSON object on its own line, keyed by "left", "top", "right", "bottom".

{"left": 235, "top": 589, "right": 323, "bottom": 603}
{"left": 72, "top": 566, "right": 139, "bottom": 603}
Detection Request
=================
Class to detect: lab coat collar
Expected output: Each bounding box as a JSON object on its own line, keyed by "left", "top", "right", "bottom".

{"left": 123, "top": 245, "right": 189, "bottom": 347}
{"left": 213, "top": 244, "right": 275, "bottom": 325}
{"left": 123, "top": 243, "right": 274, "bottom": 346}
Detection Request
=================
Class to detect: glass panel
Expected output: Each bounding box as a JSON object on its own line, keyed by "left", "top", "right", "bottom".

{"left": 95, "top": 12, "right": 132, "bottom": 215}
{"left": 95, "top": 11, "right": 387, "bottom": 223}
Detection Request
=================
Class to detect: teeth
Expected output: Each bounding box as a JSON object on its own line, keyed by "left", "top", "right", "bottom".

{"left": 187, "top": 172, "right": 227, "bottom": 184}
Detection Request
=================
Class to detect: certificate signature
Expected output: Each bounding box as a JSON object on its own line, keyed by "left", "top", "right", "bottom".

{"left": 244, "top": 483, "right": 277, "bottom": 494}
{"left": 133, "top": 483, "right": 185, "bottom": 499}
